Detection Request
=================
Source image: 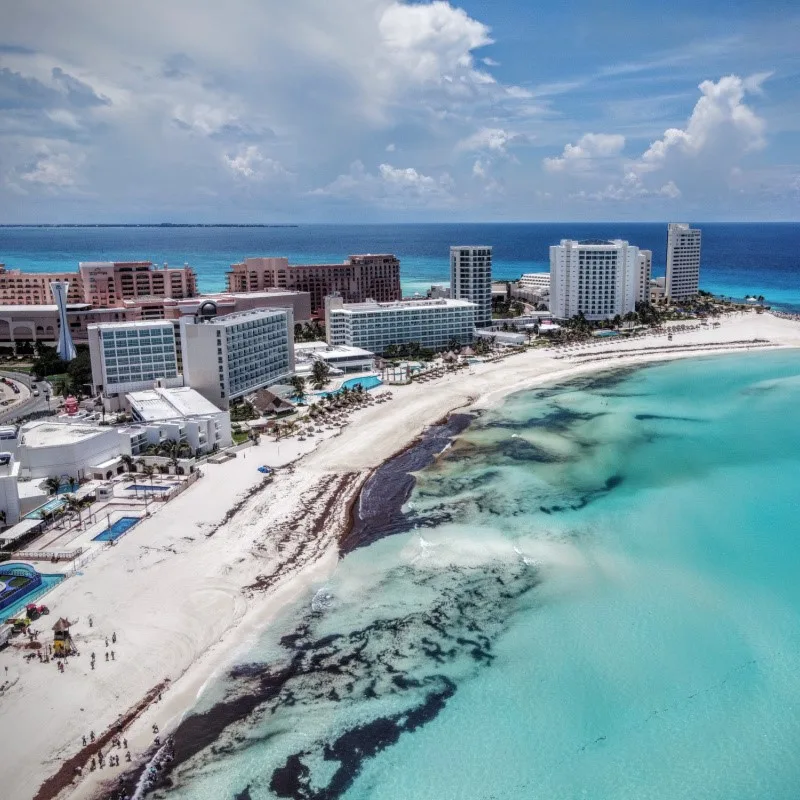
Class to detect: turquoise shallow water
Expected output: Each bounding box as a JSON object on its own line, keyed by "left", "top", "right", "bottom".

{"left": 159, "top": 350, "right": 800, "bottom": 799}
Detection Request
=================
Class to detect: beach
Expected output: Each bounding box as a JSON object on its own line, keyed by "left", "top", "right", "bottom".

{"left": 3, "top": 310, "right": 800, "bottom": 800}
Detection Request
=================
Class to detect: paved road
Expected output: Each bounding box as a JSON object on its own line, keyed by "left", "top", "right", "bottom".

{"left": 0, "top": 372, "right": 53, "bottom": 425}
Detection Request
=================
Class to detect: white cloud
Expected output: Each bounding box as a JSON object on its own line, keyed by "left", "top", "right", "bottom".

{"left": 457, "top": 127, "right": 528, "bottom": 155}
{"left": 19, "top": 147, "right": 85, "bottom": 188}
{"left": 543, "top": 133, "right": 626, "bottom": 172}
{"left": 378, "top": 1, "right": 494, "bottom": 86}
{"left": 312, "top": 160, "right": 454, "bottom": 206}
{"left": 482, "top": 57, "right": 500, "bottom": 67}
{"left": 637, "top": 74, "right": 767, "bottom": 173}
{"left": 385, "top": 142, "right": 396, "bottom": 152}
{"left": 572, "top": 172, "right": 681, "bottom": 201}
{"left": 223, "top": 146, "right": 289, "bottom": 181}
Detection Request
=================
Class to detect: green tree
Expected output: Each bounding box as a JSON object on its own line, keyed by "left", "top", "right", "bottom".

{"left": 44, "top": 476, "right": 62, "bottom": 495}
{"left": 65, "top": 493, "right": 83, "bottom": 528}
{"left": 66, "top": 347, "right": 92, "bottom": 395}
{"left": 31, "top": 344, "right": 67, "bottom": 380}
{"left": 311, "top": 359, "right": 331, "bottom": 390}
{"left": 290, "top": 375, "right": 307, "bottom": 403}
{"left": 53, "top": 374, "right": 75, "bottom": 398}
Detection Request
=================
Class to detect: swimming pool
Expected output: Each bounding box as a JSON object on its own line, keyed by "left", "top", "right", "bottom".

{"left": 25, "top": 497, "right": 67, "bottom": 519}
{"left": 341, "top": 375, "right": 382, "bottom": 391}
{"left": 594, "top": 330, "right": 620, "bottom": 338}
{"left": 1, "top": 571, "right": 64, "bottom": 621}
{"left": 126, "top": 484, "right": 173, "bottom": 492}
{"left": 317, "top": 375, "right": 383, "bottom": 397}
{"left": 92, "top": 516, "right": 141, "bottom": 542}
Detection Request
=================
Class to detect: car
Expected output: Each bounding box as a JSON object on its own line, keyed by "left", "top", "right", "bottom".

{"left": 32, "top": 389, "right": 40, "bottom": 397}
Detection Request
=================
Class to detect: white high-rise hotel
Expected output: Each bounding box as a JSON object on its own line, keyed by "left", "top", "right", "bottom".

{"left": 549, "top": 239, "right": 646, "bottom": 320}
{"left": 450, "top": 246, "right": 492, "bottom": 327}
{"left": 665, "top": 223, "right": 701, "bottom": 300}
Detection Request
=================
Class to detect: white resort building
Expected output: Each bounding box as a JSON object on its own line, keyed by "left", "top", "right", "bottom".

{"left": 450, "top": 246, "right": 492, "bottom": 327}
{"left": 325, "top": 296, "right": 476, "bottom": 353}
{"left": 549, "top": 239, "right": 643, "bottom": 321}
{"left": 294, "top": 342, "right": 375, "bottom": 375}
{"left": 88, "top": 320, "right": 182, "bottom": 407}
{"left": 16, "top": 420, "right": 124, "bottom": 481}
{"left": 518, "top": 273, "right": 551, "bottom": 293}
{"left": 666, "top": 223, "right": 702, "bottom": 300}
{"left": 125, "top": 386, "right": 232, "bottom": 453}
{"left": 180, "top": 307, "right": 295, "bottom": 409}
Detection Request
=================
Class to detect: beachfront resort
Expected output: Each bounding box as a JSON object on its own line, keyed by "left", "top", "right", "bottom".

{"left": 1, "top": 223, "right": 798, "bottom": 800}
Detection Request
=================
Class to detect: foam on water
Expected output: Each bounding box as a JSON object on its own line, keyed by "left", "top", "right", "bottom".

{"left": 154, "top": 350, "right": 800, "bottom": 800}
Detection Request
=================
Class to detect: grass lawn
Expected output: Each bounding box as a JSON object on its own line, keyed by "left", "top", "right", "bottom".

{"left": 232, "top": 430, "right": 251, "bottom": 445}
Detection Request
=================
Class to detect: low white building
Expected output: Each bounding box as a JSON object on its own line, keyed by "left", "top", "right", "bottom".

{"left": 518, "top": 273, "right": 551, "bottom": 292}
{"left": 125, "top": 386, "right": 232, "bottom": 453}
{"left": 88, "top": 320, "right": 182, "bottom": 409}
{"left": 475, "top": 329, "right": 526, "bottom": 347}
{"left": 17, "top": 419, "right": 124, "bottom": 480}
{"left": 294, "top": 342, "right": 375, "bottom": 375}
{"left": 325, "top": 295, "right": 476, "bottom": 353}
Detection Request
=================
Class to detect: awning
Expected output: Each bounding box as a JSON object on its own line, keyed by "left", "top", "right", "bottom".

{"left": 0, "top": 518, "right": 43, "bottom": 547}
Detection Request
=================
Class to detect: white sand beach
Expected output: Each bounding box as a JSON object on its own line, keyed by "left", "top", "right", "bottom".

{"left": 2, "top": 311, "right": 800, "bottom": 800}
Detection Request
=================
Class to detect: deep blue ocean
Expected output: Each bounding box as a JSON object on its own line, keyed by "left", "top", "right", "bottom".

{"left": 0, "top": 223, "right": 798, "bottom": 309}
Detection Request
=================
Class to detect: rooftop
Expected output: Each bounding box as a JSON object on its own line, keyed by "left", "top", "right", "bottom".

{"left": 20, "top": 421, "right": 109, "bottom": 449}
{"left": 295, "top": 343, "right": 374, "bottom": 359}
{"left": 127, "top": 386, "right": 222, "bottom": 421}
{"left": 88, "top": 320, "right": 175, "bottom": 331}
{"left": 0, "top": 304, "right": 91, "bottom": 313}
{"left": 183, "top": 306, "right": 291, "bottom": 326}
{"left": 333, "top": 298, "right": 476, "bottom": 313}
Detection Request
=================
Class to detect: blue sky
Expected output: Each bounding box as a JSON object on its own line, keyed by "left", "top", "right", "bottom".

{"left": 0, "top": 0, "right": 797, "bottom": 222}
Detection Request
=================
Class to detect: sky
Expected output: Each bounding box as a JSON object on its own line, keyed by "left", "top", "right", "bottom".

{"left": 0, "top": 0, "right": 798, "bottom": 223}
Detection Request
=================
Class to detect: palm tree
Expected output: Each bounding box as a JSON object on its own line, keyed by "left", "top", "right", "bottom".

{"left": 290, "top": 375, "right": 307, "bottom": 403}
{"left": 44, "top": 476, "right": 62, "bottom": 496}
{"left": 311, "top": 360, "right": 331, "bottom": 390}
{"left": 141, "top": 464, "right": 155, "bottom": 488}
{"left": 65, "top": 493, "right": 82, "bottom": 528}
{"left": 120, "top": 454, "right": 135, "bottom": 473}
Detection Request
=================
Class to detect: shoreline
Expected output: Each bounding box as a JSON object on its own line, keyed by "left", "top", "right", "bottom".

{"left": 2, "top": 312, "right": 799, "bottom": 800}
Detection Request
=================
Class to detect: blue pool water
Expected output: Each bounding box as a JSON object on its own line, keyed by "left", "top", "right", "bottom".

{"left": 316, "top": 375, "right": 383, "bottom": 398}
{"left": 1, "top": 574, "right": 64, "bottom": 621}
{"left": 25, "top": 497, "right": 66, "bottom": 519}
{"left": 127, "top": 484, "right": 172, "bottom": 492}
{"left": 594, "top": 330, "right": 620, "bottom": 337}
{"left": 340, "top": 376, "right": 382, "bottom": 391}
{"left": 159, "top": 350, "right": 800, "bottom": 800}
{"left": 92, "top": 516, "right": 141, "bottom": 542}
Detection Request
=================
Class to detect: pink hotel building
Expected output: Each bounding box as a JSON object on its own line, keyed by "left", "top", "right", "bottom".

{"left": 226, "top": 255, "right": 402, "bottom": 315}
{"left": 0, "top": 253, "right": 400, "bottom": 347}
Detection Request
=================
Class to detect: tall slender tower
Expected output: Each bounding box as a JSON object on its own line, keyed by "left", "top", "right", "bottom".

{"left": 665, "top": 223, "right": 701, "bottom": 300}
{"left": 51, "top": 281, "right": 77, "bottom": 361}
{"left": 450, "top": 246, "right": 492, "bottom": 327}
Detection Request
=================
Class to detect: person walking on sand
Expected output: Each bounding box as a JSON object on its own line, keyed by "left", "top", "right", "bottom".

{"left": 83, "top": 735, "right": 87, "bottom": 747}
{"left": 112, "top": 631, "right": 117, "bottom": 644}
